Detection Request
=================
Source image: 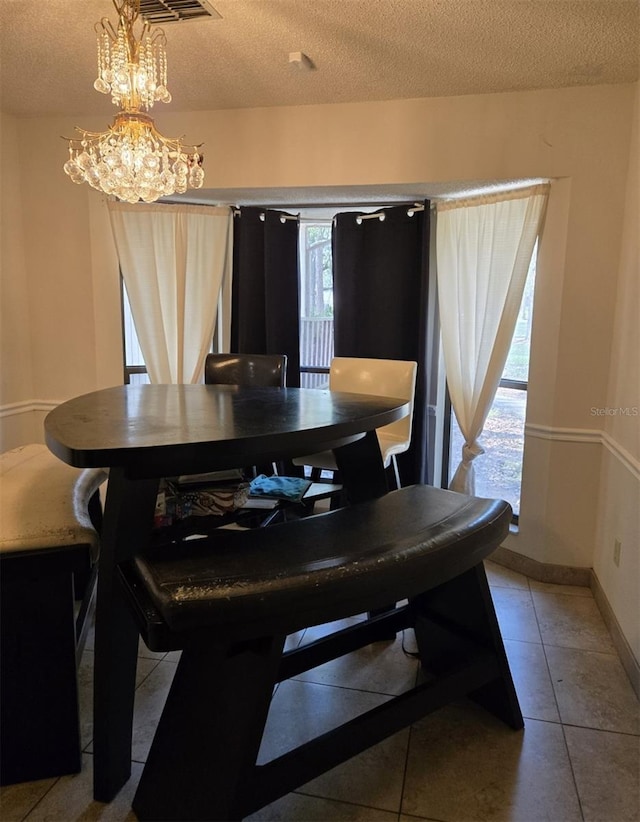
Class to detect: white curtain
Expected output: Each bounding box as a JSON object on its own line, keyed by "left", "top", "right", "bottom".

{"left": 436, "top": 184, "right": 549, "bottom": 494}
{"left": 108, "top": 202, "right": 233, "bottom": 384}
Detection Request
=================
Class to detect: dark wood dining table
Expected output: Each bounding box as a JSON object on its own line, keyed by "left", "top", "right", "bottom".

{"left": 44, "top": 384, "right": 408, "bottom": 802}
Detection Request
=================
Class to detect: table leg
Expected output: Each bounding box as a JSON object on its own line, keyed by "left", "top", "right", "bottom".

{"left": 334, "top": 430, "right": 396, "bottom": 631}
{"left": 333, "top": 430, "right": 388, "bottom": 504}
{"left": 93, "top": 468, "right": 159, "bottom": 802}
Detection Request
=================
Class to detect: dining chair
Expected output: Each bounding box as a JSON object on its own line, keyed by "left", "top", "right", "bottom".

{"left": 204, "top": 353, "right": 288, "bottom": 482}
{"left": 293, "top": 356, "right": 418, "bottom": 490}
{"left": 202, "top": 353, "right": 289, "bottom": 518}
{"left": 204, "top": 353, "right": 287, "bottom": 388}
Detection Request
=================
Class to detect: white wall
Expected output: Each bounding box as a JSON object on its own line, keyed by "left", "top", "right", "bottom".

{"left": 594, "top": 81, "right": 639, "bottom": 662}
{"left": 0, "top": 112, "right": 35, "bottom": 448}
{"left": 1, "top": 82, "right": 637, "bottom": 658}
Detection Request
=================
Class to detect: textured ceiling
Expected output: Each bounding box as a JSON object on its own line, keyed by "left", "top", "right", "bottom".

{"left": 0, "top": 0, "right": 638, "bottom": 118}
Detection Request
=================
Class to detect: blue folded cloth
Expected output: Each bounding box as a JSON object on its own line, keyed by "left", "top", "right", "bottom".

{"left": 249, "top": 474, "right": 312, "bottom": 503}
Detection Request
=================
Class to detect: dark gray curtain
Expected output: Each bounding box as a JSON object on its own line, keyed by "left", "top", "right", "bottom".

{"left": 332, "top": 203, "right": 433, "bottom": 485}
{"left": 231, "top": 207, "right": 300, "bottom": 386}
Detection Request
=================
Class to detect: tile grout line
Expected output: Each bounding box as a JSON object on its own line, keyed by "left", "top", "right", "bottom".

{"left": 19, "top": 775, "right": 62, "bottom": 822}
{"left": 134, "top": 655, "right": 165, "bottom": 690}
{"left": 396, "top": 646, "right": 423, "bottom": 820}
{"left": 558, "top": 721, "right": 640, "bottom": 739}
{"left": 529, "top": 577, "right": 587, "bottom": 822}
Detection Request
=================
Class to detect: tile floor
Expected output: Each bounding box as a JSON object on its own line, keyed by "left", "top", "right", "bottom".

{"left": 1, "top": 561, "right": 638, "bottom": 822}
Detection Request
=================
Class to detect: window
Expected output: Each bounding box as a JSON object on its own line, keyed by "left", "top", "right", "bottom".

{"left": 121, "top": 280, "right": 150, "bottom": 385}
{"left": 298, "top": 221, "right": 334, "bottom": 388}
{"left": 122, "top": 219, "right": 338, "bottom": 387}
{"left": 446, "top": 249, "right": 537, "bottom": 520}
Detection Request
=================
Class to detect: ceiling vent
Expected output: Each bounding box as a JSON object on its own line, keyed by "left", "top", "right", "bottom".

{"left": 139, "top": 0, "right": 221, "bottom": 25}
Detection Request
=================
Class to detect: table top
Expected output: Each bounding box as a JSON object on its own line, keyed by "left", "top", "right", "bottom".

{"left": 45, "top": 384, "right": 408, "bottom": 478}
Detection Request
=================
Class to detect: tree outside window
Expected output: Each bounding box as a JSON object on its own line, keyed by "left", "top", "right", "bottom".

{"left": 299, "top": 222, "right": 334, "bottom": 388}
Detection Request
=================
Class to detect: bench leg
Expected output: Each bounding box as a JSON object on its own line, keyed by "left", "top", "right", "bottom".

{"left": 1, "top": 569, "right": 81, "bottom": 785}
{"left": 133, "top": 634, "right": 286, "bottom": 822}
{"left": 413, "top": 563, "right": 523, "bottom": 730}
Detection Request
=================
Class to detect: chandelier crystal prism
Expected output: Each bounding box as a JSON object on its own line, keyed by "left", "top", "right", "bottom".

{"left": 63, "top": 0, "right": 204, "bottom": 203}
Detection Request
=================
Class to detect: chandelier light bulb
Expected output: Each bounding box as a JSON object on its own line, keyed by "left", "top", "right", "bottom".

{"left": 63, "top": 0, "right": 204, "bottom": 203}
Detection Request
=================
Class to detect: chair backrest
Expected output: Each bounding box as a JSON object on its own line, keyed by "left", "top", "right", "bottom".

{"left": 204, "top": 354, "right": 287, "bottom": 388}
{"left": 329, "top": 357, "right": 417, "bottom": 449}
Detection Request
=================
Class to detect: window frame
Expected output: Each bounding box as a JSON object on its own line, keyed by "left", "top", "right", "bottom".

{"left": 120, "top": 276, "right": 149, "bottom": 385}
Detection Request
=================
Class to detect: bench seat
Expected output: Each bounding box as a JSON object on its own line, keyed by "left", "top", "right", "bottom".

{"left": 0, "top": 444, "right": 106, "bottom": 786}
{"left": 0, "top": 443, "right": 104, "bottom": 559}
{"left": 128, "top": 484, "right": 510, "bottom": 643}
{"left": 122, "top": 483, "right": 523, "bottom": 821}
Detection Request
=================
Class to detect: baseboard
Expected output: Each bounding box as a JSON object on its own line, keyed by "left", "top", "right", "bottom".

{"left": 590, "top": 571, "right": 640, "bottom": 700}
{"left": 492, "top": 545, "right": 639, "bottom": 700}
{"left": 491, "top": 544, "right": 591, "bottom": 587}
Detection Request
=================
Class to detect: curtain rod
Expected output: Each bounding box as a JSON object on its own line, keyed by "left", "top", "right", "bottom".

{"left": 239, "top": 200, "right": 428, "bottom": 209}
{"left": 350, "top": 202, "right": 427, "bottom": 224}
{"left": 232, "top": 208, "right": 298, "bottom": 222}
{"left": 232, "top": 200, "right": 435, "bottom": 212}
{"left": 231, "top": 201, "right": 434, "bottom": 222}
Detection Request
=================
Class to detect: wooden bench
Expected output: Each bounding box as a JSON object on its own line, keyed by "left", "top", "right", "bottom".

{"left": 0, "top": 444, "right": 107, "bottom": 785}
{"left": 120, "top": 483, "right": 523, "bottom": 821}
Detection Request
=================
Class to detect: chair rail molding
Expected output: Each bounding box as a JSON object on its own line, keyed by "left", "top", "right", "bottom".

{"left": 2, "top": 407, "right": 638, "bottom": 481}
{"left": 525, "top": 422, "right": 639, "bottom": 481}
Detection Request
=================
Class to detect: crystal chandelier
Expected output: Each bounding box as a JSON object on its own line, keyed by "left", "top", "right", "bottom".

{"left": 63, "top": 0, "right": 204, "bottom": 203}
